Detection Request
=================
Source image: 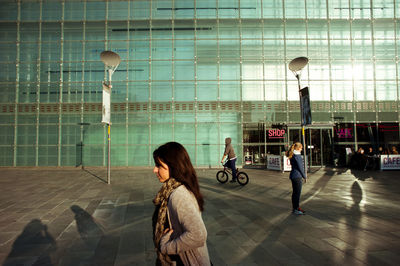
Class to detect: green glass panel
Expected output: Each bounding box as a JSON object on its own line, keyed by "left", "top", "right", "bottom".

{"left": 285, "top": 1, "right": 305, "bottom": 18}
{"left": 127, "top": 113, "right": 149, "bottom": 124}
{"left": 128, "top": 61, "right": 149, "bottom": 81}
{"left": 151, "top": 113, "right": 172, "bottom": 123}
{"left": 83, "top": 145, "right": 104, "bottom": 166}
{"left": 65, "top": 2, "right": 84, "bottom": 21}
{"left": 131, "top": 1, "right": 150, "bottom": 19}
{"left": 197, "top": 60, "right": 217, "bottom": 80}
{"left": 174, "top": 123, "right": 195, "bottom": 144}
{"left": 263, "top": 0, "right": 283, "bottom": 18}
{"left": 197, "top": 113, "right": 218, "bottom": 123}
{"left": 151, "top": 123, "right": 173, "bottom": 145}
{"left": 128, "top": 145, "right": 149, "bottom": 166}
{"left": 197, "top": 123, "right": 219, "bottom": 145}
{"left": 110, "top": 125, "right": 126, "bottom": 144}
{"left": 196, "top": 39, "right": 217, "bottom": 59}
{"left": 241, "top": 40, "right": 262, "bottom": 59}
{"left": 151, "top": 82, "right": 172, "bottom": 101}
{"left": 174, "top": 40, "right": 194, "bottom": 59}
{"left": 0, "top": 63, "right": 16, "bottom": 82}
{"left": 307, "top": 0, "right": 327, "bottom": 19}
{"left": 111, "top": 145, "right": 127, "bottom": 166}
{"left": 151, "top": 61, "right": 172, "bottom": 81}
{"left": 331, "top": 81, "right": 352, "bottom": 101}
{"left": 60, "top": 145, "right": 77, "bottom": 166}
{"left": 218, "top": 0, "right": 239, "bottom": 18}
{"left": 220, "top": 82, "right": 240, "bottom": 101}
{"left": 376, "top": 81, "right": 397, "bottom": 101}
{"left": 174, "top": 61, "right": 194, "bottom": 80}
{"left": 265, "top": 81, "right": 286, "bottom": 101}
{"left": 174, "top": 0, "right": 195, "bottom": 19}
{"left": 62, "top": 125, "right": 81, "bottom": 145}
{"left": 0, "top": 125, "right": 14, "bottom": 145}
{"left": 17, "top": 125, "right": 36, "bottom": 145}
{"left": 197, "top": 82, "right": 217, "bottom": 101}
{"left": 108, "top": 1, "right": 130, "bottom": 20}
{"left": 197, "top": 144, "right": 219, "bottom": 166}
{"left": 85, "top": 125, "right": 105, "bottom": 145}
{"left": 328, "top": 0, "right": 349, "bottom": 19}
{"left": 0, "top": 114, "right": 14, "bottom": 124}
{"left": 152, "top": 40, "right": 172, "bottom": 60}
{"left": 127, "top": 125, "right": 149, "bottom": 144}
{"left": 38, "top": 146, "right": 58, "bottom": 166}
{"left": 0, "top": 146, "right": 13, "bottom": 166}
{"left": 39, "top": 125, "right": 58, "bottom": 145}
{"left": 174, "top": 82, "right": 194, "bottom": 101}
{"left": 196, "top": 0, "right": 217, "bottom": 18}
{"left": 21, "top": 2, "right": 40, "bottom": 21}
{"left": 220, "top": 113, "right": 240, "bottom": 123}
{"left": 16, "top": 146, "right": 36, "bottom": 166}
{"left": 86, "top": 2, "right": 106, "bottom": 21}
{"left": 174, "top": 113, "right": 195, "bottom": 123}
{"left": 330, "top": 20, "right": 350, "bottom": 39}
{"left": 242, "top": 81, "right": 263, "bottom": 101}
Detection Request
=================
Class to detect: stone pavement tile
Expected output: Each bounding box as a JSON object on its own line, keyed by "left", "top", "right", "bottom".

{"left": 0, "top": 232, "right": 16, "bottom": 246}
{"left": 296, "top": 236, "right": 337, "bottom": 252}
{"left": 369, "top": 250, "right": 400, "bottom": 265}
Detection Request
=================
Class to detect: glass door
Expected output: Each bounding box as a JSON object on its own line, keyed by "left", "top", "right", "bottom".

{"left": 289, "top": 127, "right": 333, "bottom": 167}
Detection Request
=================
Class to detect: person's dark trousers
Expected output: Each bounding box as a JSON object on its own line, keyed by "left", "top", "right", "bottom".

{"left": 291, "top": 177, "right": 302, "bottom": 210}
{"left": 226, "top": 158, "right": 237, "bottom": 180}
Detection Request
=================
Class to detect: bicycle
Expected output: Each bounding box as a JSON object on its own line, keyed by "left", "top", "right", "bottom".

{"left": 216, "top": 162, "right": 249, "bottom": 186}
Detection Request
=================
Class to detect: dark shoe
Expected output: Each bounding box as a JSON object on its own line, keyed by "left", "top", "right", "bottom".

{"left": 298, "top": 207, "right": 306, "bottom": 213}
{"left": 230, "top": 179, "right": 237, "bottom": 183}
{"left": 293, "top": 209, "right": 304, "bottom": 215}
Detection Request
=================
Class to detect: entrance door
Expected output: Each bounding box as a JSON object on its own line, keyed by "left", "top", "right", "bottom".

{"left": 289, "top": 127, "right": 333, "bottom": 167}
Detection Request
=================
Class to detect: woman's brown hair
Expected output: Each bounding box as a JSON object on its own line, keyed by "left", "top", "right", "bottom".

{"left": 286, "top": 142, "right": 303, "bottom": 159}
{"left": 153, "top": 142, "right": 204, "bottom": 211}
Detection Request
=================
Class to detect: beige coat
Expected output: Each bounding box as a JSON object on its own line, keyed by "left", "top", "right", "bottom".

{"left": 160, "top": 186, "right": 210, "bottom": 266}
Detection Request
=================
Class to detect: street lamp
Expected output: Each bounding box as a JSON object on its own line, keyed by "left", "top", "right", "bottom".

{"left": 289, "top": 57, "right": 310, "bottom": 178}
{"left": 100, "top": 50, "right": 121, "bottom": 184}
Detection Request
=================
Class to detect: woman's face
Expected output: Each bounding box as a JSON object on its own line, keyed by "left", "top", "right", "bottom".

{"left": 153, "top": 159, "right": 170, "bottom": 183}
{"left": 296, "top": 145, "right": 303, "bottom": 151}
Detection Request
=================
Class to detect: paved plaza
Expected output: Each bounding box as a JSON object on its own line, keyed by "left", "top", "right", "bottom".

{"left": 0, "top": 166, "right": 399, "bottom": 265}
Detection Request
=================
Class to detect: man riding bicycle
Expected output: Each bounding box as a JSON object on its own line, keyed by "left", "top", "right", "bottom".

{"left": 221, "top": 137, "right": 237, "bottom": 182}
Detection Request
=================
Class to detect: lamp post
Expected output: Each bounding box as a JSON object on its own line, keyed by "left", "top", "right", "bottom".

{"left": 289, "top": 57, "right": 309, "bottom": 178}
{"left": 100, "top": 51, "right": 121, "bottom": 184}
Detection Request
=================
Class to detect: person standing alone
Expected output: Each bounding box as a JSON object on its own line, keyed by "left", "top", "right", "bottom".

{"left": 221, "top": 137, "right": 237, "bottom": 182}
{"left": 286, "top": 142, "right": 307, "bottom": 215}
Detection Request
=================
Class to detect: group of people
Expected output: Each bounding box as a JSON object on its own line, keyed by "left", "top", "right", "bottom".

{"left": 151, "top": 139, "right": 307, "bottom": 265}
{"left": 349, "top": 145, "right": 399, "bottom": 171}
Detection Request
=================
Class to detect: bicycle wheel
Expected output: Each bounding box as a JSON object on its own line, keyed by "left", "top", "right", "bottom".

{"left": 237, "top": 172, "right": 249, "bottom": 186}
{"left": 216, "top": 171, "right": 229, "bottom": 183}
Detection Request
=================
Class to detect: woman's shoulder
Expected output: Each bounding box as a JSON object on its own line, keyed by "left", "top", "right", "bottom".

{"left": 170, "top": 185, "right": 195, "bottom": 201}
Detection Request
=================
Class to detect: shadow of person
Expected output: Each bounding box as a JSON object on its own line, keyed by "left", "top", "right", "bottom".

{"left": 70, "top": 205, "right": 104, "bottom": 250}
{"left": 3, "top": 219, "right": 56, "bottom": 266}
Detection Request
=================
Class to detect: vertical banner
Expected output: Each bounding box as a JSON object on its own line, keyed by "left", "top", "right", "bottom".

{"left": 300, "top": 86, "right": 312, "bottom": 126}
{"left": 102, "top": 82, "right": 111, "bottom": 124}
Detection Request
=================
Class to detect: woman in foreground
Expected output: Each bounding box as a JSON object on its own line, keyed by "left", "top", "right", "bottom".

{"left": 152, "top": 142, "right": 210, "bottom": 266}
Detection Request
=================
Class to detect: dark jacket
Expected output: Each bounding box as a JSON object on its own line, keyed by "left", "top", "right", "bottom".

{"left": 289, "top": 154, "right": 306, "bottom": 180}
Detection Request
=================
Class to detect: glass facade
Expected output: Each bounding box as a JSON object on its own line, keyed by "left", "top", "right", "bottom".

{"left": 0, "top": 0, "right": 399, "bottom": 167}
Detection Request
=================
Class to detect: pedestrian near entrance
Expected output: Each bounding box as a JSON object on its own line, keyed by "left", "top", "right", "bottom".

{"left": 286, "top": 142, "right": 307, "bottom": 215}
{"left": 221, "top": 137, "right": 237, "bottom": 182}
{"left": 152, "top": 142, "right": 210, "bottom": 266}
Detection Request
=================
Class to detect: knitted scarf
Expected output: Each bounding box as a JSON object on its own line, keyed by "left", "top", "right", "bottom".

{"left": 152, "top": 177, "right": 182, "bottom": 265}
